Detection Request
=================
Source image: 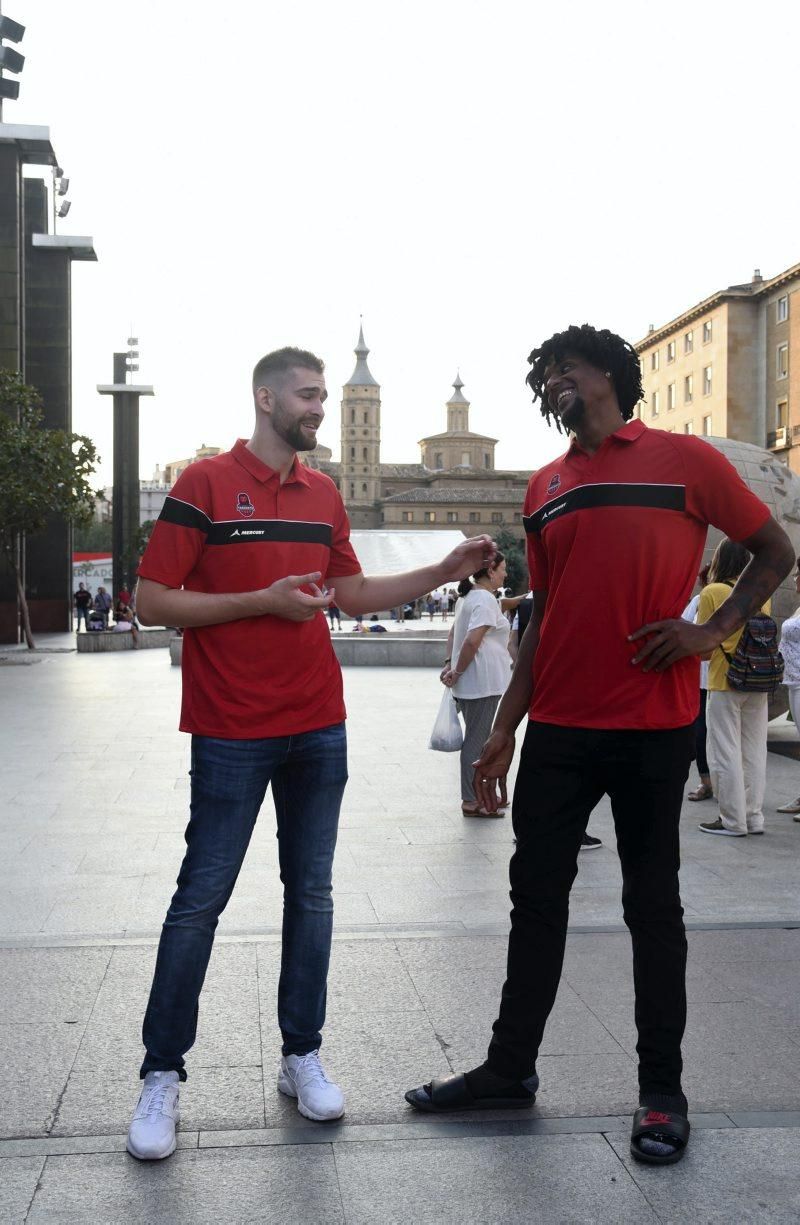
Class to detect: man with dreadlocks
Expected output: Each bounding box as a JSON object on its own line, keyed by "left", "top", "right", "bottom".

{"left": 406, "top": 323, "right": 793, "bottom": 1164}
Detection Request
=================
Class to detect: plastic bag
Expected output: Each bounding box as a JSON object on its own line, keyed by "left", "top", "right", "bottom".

{"left": 428, "top": 688, "right": 463, "bottom": 752}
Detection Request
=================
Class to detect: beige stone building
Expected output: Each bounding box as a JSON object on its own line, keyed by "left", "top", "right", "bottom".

{"left": 304, "top": 328, "right": 530, "bottom": 539}
{"left": 164, "top": 444, "right": 222, "bottom": 486}
{"left": 634, "top": 260, "right": 800, "bottom": 468}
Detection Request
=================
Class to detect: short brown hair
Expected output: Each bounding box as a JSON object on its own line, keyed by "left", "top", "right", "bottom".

{"left": 252, "top": 347, "right": 324, "bottom": 392}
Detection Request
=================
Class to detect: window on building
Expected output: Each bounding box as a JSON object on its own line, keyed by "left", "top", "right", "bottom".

{"left": 362, "top": 483, "right": 368, "bottom": 494}
{"left": 513, "top": 512, "right": 522, "bottom": 523}
{"left": 424, "top": 510, "right": 436, "bottom": 523}
{"left": 702, "top": 320, "right": 713, "bottom": 344}
{"left": 349, "top": 483, "right": 355, "bottom": 498}
{"left": 350, "top": 409, "right": 355, "bottom": 423}
{"left": 484, "top": 454, "right": 491, "bottom": 468}
{"left": 491, "top": 512, "right": 503, "bottom": 524}
{"left": 461, "top": 452, "right": 470, "bottom": 466}
{"left": 350, "top": 446, "right": 355, "bottom": 458}
{"left": 434, "top": 452, "right": 443, "bottom": 468}
{"left": 684, "top": 330, "right": 693, "bottom": 354}
{"left": 469, "top": 511, "right": 479, "bottom": 523}
{"left": 684, "top": 374, "right": 693, "bottom": 404}
{"left": 651, "top": 351, "right": 660, "bottom": 371}
{"left": 777, "top": 296, "right": 789, "bottom": 323}
{"left": 362, "top": 447, "right": 368, "bottom": 460}
{"left": 777, "top": 399, "right": 788, "bottom": 429}
{"left": 401, "top": 510, "right": 413, "bottom": 522}
{"left": 683, "top": 421, "right": 694, "bottom": 434}
{"left": 446, "top": 511, "right": 458, "bottom": 523}
{"left": 667, "top": 341, "right": 676, "bottom": 364}
{"left": 668, "top": 382, "right": 676, "bottom": 410}
{"left": 363, "top": 411, "right": 368, "bottom": 424}
{"left": 702, "top": 414, "right": 712, "bottom": 434}
{"left": 777, "top": 343, "right": 789, "bottom": 379}
{"left": 703, "top": 365, "right": 712, "bottom": 396}
{"left": 651, "top": 390, "right": 660, "bottom": 417}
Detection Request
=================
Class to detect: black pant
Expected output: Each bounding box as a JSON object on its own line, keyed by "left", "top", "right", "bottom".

{"left": 694, "top": 689, "right": 709, "bottom": 776}
{"left": 487, "top": 721, "right": 694, "bottom": 1098}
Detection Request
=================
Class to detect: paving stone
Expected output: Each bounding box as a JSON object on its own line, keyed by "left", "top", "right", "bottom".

{"left": 52, "top": 1066, "right": 266, "bottom": 1137}
{"left": 605, "top": 1126, "right": 800, "bottom": 1223}
{"left": 25, "top": 1147, "right": 344, "bottom": 1224}
{"left": 0, "top": 947, "right": 111, "bottom": 1023}
{"left": 257, "top": 939, "right": 423, "bottom": 1020}
{"left": 333, "top": 1133, "right": 654, "bottom": 1223}
{"left": 261, "top": 1008, "right": 449, "bottom": 1127}
{"left": 681, "top": 1047, "right": 800, "bottom": 1113}
{"left": 0, "top": 1155, "right": 45, "bottom": 1223}
{"left": 0, "top": 1023, "right": 84, "bottom": 1138}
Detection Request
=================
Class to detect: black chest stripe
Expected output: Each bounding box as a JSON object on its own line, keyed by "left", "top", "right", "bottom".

{"left": 207, "top": 520, "right": 333, "bottom": 547}
{"left": 524, "top": 483, "right": 686, "bottom": 535}
{"left": 159, "top": 496, "right": 212, "bottom": 532}
{"left": 158, "top": 499, "right": 333, "bottom": 546}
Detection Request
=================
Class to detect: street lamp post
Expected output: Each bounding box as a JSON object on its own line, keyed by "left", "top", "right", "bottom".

{"left": 97, "top": 350, "right": 154, "bottom": 599}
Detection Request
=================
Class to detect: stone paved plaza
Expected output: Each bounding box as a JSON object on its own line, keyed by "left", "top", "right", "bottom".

{"left": 1, "top": 644, "right": 799, "bottom": 1222}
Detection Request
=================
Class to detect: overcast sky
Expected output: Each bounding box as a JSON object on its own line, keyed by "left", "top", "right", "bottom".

{"left": 13, "top": 1, "right": 800, "bottom": 486}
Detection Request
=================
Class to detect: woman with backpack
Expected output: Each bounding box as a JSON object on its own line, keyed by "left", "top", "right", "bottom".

{"left": 696, "top": 538, "right": 774, "bottom": 836}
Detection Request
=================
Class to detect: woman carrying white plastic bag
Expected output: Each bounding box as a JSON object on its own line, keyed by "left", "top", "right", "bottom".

{"left": 441, "top": 553, "right": 511, "bottom": 817}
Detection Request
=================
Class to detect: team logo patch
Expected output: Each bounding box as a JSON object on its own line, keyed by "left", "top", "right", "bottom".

{"left": 236, "top": 492, "right": 255, "bottom": 518}
{"left": 546, "top": 474, "right": 561, "bottom": 496}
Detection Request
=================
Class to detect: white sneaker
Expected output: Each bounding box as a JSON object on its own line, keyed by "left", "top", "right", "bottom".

{"left": 278, "top": 1051, "right": 345, "bottom": 1121}
{"left": 126, "top": 1070, "right": 180, "bottom": 1160}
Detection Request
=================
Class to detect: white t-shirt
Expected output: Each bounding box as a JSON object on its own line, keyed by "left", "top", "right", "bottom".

{"left": 452, "top": 588, "right": 511, "bottom": 699}
{"left": 681, "top": 593, "right": 709, "bottom": 690}
{"left": 779, "top": 608, "right": 800, "bottom": 687}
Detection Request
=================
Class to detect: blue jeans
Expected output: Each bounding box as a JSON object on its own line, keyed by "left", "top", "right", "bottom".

{"left": 140, "top": 722, "right": 348, "bottom": 1080}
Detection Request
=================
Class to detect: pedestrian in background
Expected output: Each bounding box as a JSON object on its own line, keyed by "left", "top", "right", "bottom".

{"left": 777, "top": 556, "right": 800, "bottom": 820}
{"left": 683, "top": 566, "right": 713, "bottom": 802}
{"left": 697, "top": 539, "right": 770, "bottom": 837}
{"left": 74, "top": 582, "right": 92, "bottom": 632}
{"left": 441, "top": 553, "right": 510, "bottom": 817}
{"left": 327, "top": 600, "right": 342, "bottom": 631}
{"left": 94, "top": 586, "right": 113, "bottom": 629}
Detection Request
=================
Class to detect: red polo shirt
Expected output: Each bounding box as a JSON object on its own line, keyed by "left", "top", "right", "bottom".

{"left": 138, "top": 440, "right": 362, "bottom": 738}
{"left": 524, "top": 421, "right": 770, "bottom": 730}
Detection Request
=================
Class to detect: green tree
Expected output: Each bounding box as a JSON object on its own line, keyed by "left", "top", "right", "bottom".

{"left": 135, "top": 519, "right": 157, "bottom": 558}
{"left": 73, "top": 518, "right": 112, "bottom": 553}
{"left": 0, "top": 371, "right": 99, "bottom": 648}
{"left": 494, "top": 527, "right": 527, "bottom": 595}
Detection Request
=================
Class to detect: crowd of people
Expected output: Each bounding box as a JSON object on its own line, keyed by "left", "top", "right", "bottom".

{"left": 73, "top": 582, "right": 139, "bottom": 644}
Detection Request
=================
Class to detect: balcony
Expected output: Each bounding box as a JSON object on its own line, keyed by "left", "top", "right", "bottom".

{"left": 768, "top": 426, "right": 789, "bottom": 450}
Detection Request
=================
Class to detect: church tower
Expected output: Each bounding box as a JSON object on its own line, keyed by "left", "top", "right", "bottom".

{"left": 340, "top": 323, "right": 382, "bottom": 528}
{"left": 447, "top": 373, "right": 470, "bottom": 432}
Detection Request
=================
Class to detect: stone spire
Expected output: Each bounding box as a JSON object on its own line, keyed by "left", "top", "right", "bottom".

{"left": 345, "top": 321, "right": 379, "bottom": 387}
{"left": 448, "top": 372, "right": 469, "bottom": 405}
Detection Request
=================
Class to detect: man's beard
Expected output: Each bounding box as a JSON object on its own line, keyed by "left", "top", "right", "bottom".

{"left": 559, "top": 394, "right": 586, "bottom": 433}
{"left": 272, "top": 398, "right": 317, "bottom": 452}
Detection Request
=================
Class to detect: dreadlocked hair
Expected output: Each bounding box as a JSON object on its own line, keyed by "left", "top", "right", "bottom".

{"left": 526, "top": 323, "right": 644, "bottom": 433}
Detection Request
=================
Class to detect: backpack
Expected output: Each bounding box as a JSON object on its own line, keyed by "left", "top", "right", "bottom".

{"left": 723, "top": 613, "right": 784, "bottom": 693}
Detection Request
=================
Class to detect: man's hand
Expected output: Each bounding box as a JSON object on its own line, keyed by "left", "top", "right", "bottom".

{"left": 628, "top": 619, "right": 720, "bottom": 673}
{"left": 439, "top": 535, "right": 496, "bottom": 581}
{"left": 473, "top": 728, "right": 515, "bottom": 812}
{"left": 261, "top": 572, "right": 333, "bottom": 622}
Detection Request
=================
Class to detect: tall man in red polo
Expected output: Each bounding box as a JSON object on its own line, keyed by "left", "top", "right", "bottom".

{"left": 406, "top": 324, "right": 793, "bottom": 1165}
{"left": 127, "top": 347, "right": 495, "bottom": 1160}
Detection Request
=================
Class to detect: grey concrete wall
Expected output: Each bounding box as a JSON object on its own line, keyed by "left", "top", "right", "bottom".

{"left": 76, "top": 628, "right": 173, "bottom": 652}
